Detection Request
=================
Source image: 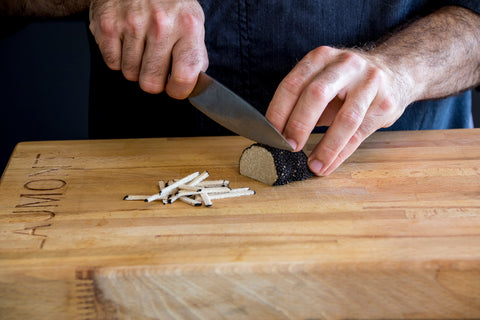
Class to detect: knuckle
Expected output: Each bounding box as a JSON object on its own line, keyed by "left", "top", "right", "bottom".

{"left": 319, "top": 141, "right": 339, "bottom": 160}
{"left": 309, "top": 46, "right": 335, "bottom": 61}
{"left": 151, "top": 10, "right": 171, "bottom": 38}
{"left": 378, "top": 97, "right": 396, "bottom": 116}
{"left": 266, "top": 107, "right": 286, "bottom": 123}
{"left": 266, "top": 108, "right": 288, "bottom": 131}
{"left": 102, "top": 51, "right": 120, "bottom": 69}
{"left": 364, "top": 67, "right": 385, "bottom": 90}
{"left": 368, "top": 67, "right": 384, "bottom": 83}
{"left": 178, "top": 11, "right": 203, "bottom": 32}
{"left": 307, "top": 81, "right": 329, "bottom": 101}
{"left": 171, "top": 72, "right": 197, "bottom": 87}
{"left": 140, "top": 78, "right": 165, "bottom": 94}
{"left": 122, "top": 61, "right": 140, "bottom": 80}
{"left": 349, "top": 129, "right": 365, "bottom": 146}
{"left": 287, "top": 118, "right": 312, "bottom": 136}
{"left": 378, "top": 102, "right": 401, "bottom": 128}
{"left": 338, "top": 109, "right": 363, "bottom": 128}
{"left": 295, "top": 59, "right": 314, "bottom": 73}
{"left": 98, "top": 16, "right": 117, "bottom": 37}
{"left": 125, "top": 14, "right": 146, "bottom": 36}
{"left": 166, "top": 82, "right": 191, "bottom": 100}
{"left": 340, "top": 51, "right": 365, "bottom": 69}
{"left": 281, "top": 74, "right": 305, "bottom": 96}
{"left": 171, "top": 58, "right": 204, "bottom": 87}
{"left": 122, "top": 69, "right": 139, "bottom": 82}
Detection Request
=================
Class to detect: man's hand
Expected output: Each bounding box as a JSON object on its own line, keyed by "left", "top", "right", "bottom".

{"left": 89, "top": 0, "right": 208, "bottom": 98}
{"left": 266, "top": 46, "right": 411, "bottom": 176}
{"left": 266, "top": 6, "right": 480, "bottom": 176}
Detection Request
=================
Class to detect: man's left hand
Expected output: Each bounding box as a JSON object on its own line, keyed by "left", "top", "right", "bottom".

{"left": 266, "top": 46, "right": 412, "bottom": 176}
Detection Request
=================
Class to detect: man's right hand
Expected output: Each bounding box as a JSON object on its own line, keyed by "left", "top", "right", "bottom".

{"left": 89, "top": 0, "right": 208, "bottom": 99}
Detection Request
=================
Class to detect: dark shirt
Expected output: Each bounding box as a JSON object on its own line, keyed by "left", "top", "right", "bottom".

{"left": 88, "top": 0, "right": 480, "bottom": 139}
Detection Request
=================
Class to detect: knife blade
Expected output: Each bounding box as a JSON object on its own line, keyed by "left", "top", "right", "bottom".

{"left": 188, "top": 72, "right": 294, "bottom": 151}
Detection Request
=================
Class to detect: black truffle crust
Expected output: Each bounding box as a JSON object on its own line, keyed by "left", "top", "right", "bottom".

{"left": 250, "top": 143, "right": 314, "bottom": 186}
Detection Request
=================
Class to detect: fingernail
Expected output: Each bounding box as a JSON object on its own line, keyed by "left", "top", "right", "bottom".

{"left": 308, "top": 159, "right": 324, "bottom": 175}
{"left": 286, "top": 139, "right": 297, "bottom": 151}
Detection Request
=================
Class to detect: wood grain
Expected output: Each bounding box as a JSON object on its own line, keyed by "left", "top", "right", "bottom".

{"left": 1, "top": 129, "right": 480, "bottom": 319}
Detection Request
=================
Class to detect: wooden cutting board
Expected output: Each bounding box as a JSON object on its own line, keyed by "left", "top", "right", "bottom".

{"left": 1, "top": 129, "right": 479, "bottom": 319}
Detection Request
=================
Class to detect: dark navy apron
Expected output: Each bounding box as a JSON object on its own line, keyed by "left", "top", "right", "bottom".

{"left": 88, "top": 0, "right": 477, "bottom": 139}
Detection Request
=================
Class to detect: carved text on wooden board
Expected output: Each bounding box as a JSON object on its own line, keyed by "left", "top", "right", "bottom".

{"left": 10, "top": 153, "right": 72, "bottom": 249}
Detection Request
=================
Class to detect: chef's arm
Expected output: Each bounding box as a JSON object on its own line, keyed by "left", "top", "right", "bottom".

{"left": 1, "top": 0, "right": 209, "bottom": 101}
{"left": 0, "top": 0, "right": 89, "bottom": 17}
{"left": 372, "top": 5, "right": 480, "bottom": 102}
{"left": 267, "top": 5, "right": 480, "bottom": 176}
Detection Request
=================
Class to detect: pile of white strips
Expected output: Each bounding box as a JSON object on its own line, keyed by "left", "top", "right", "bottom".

{"left": 123, "top": 171, "right": 255, "bottom": 207}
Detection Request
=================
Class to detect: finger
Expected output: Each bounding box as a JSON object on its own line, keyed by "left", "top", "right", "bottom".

{"left": 166, "top": 39, "right": 208, "bottom": 99}
{"left": 309, "top": 69, "right": 380, "bottom": 175}
{"left": 166, "top": 43, "right": 209, "bottom": 99}
{"left": 90, "top": 14, "right": 122, "bottom": 70}
{"left": 166, "top": 12, "right": 208, "bottom": 99}
{"left": 138, "top": 10, "right": 172, "bottom": 94}
{"left": 283, "top": 52, "right": 366, "bottom": 151}
{"left": 315, "top": 114, "right": 379, "bottom": 176}
{"left": 266, "top": 46, "right": 337, "bottom": 134}
{"left": 121, "top": 12, "right": 148, "bottom": 81}
{"left": 138, "top": 37, "right": 171, "bottom": 94}
{"left": 320, "top": 84, "right": 404, "bottom": 176}
{"left": 100, "top": 38, "right": 123, "bottom": 71}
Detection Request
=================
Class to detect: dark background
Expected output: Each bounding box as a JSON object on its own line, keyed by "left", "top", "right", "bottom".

{"left": 1, "top": 18, "right": 480, "bottom": 175}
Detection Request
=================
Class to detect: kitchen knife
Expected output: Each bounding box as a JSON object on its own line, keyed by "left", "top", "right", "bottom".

{"left": 188, "top": 72, "right": 294, "bottom": 151}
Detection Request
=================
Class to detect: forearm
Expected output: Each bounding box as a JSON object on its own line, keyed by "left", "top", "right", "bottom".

{"left": 1, "top": 0, "right": 90, "bottom": 17}
{"left": 370, "top": 6, "right": 480, "bottom": 105}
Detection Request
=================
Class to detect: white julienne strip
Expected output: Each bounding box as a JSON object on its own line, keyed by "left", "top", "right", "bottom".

{"left": 186, "top": 171, "right": 209, "bottom": 186}
{"left": 168, "top": 190, "right": 200, "bottom": 204}
{"left": 229, "top": 187, "right": 251, "bottom": 193}
{"left": 208, "top": 189, "right": 255, "bottom": 200}
{"left": 196, "top": 180, "right": 230, "bottom": 188}
{"left": 158, "top": 172, "right": 199, "bottom": 197}
{"left": 123, "top": 195, "right": 150, "bottom": 201}
{"left": 145, "top": 193, "right": 166, "bottom": 202}
{"left": 197, "top": 187, "right": 231, "bottom": 194}
{"left": 123, "top": 171, "right": 254, "bottom": 207}
{"left": 200, "top": 192, "right": 212, "bottom": 207}
{"left": 178, "top": 185, "right": 202, "bottom": 191}
{"left": 179, "top": 196, "right": 202, "bottom": 207}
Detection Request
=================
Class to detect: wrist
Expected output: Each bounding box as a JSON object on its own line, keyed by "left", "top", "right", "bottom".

{"left": 354, "top": 47, "right": 419, "bottom": 109}
{"left": 374, "top": 49, "right": 420, "bottom": 103}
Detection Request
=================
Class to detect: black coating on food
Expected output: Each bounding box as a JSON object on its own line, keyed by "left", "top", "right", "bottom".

{"left": 248, "top": 143, "right": 314, "bottom": 186}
